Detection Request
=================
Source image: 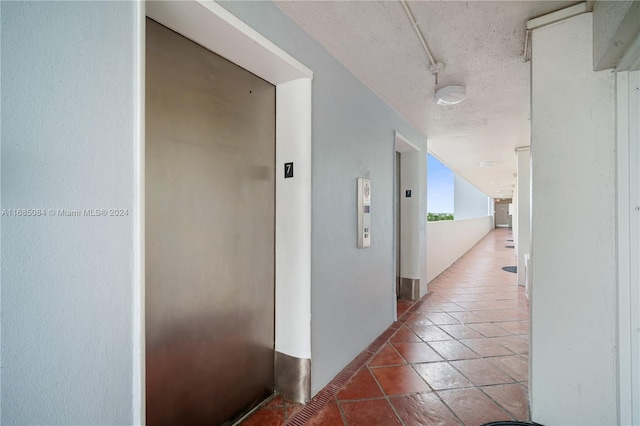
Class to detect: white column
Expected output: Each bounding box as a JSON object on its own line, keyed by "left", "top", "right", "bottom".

{"left": 512, "top": 174, "right": 518, "bottom": 254}
{"left": 516, "top": 147, "right": 530, "bottom": 288}
{"left": 530, "top": 12, "right": 617, "bottom": 425}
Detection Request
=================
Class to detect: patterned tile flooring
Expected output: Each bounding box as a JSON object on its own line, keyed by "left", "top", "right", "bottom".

{"left": 242, "top": 228, "right": 528, "bottom": 425}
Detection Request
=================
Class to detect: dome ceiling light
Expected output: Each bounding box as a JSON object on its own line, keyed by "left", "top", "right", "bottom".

{"left": 435, "top": 85, "right": 467, "bottom": 105}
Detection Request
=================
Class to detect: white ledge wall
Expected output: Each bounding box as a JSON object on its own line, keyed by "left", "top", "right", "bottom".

{"left": 453, "top": 174, "right": 490, "bottom": 220}
{"left": 426, "top": 217, "right": 494, "bottom": 284}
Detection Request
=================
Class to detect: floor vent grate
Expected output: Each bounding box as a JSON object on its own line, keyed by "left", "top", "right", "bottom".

{"left": 284, "top": 292, "right": 433, "bottom": 425}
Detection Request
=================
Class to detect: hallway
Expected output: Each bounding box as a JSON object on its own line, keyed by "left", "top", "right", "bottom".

{"left": 242, "top": 228, "right": 529, "bottom": 425}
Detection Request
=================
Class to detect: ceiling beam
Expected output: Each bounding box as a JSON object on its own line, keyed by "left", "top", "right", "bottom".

{"left": 526, "top": 3, "right": 588, "bottom": 30}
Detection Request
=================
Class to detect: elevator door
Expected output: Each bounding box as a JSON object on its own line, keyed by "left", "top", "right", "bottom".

{"left": 145, "top": 19, "right": 275, "bottom": 426}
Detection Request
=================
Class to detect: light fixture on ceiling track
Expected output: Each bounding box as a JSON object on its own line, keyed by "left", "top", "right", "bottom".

{"left": 399, "top": 0, "right": 444, "bottom": 83}
{"left": 400, "top": 0, "right": 466, "bottom": 105}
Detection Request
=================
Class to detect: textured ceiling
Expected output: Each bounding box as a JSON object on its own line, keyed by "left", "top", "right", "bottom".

{"left": 275, "top": 0, "right": 580, "bottom": 198}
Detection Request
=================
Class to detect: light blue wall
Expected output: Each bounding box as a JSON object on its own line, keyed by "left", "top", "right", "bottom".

{"left": 453, "top": 174, "right": 489, "bottom": 219}
{"left": 1, "top": 2, "right": 136, "bottom": 424}
{"left": 219, "top": 1, "right": 427, "bottom": 394}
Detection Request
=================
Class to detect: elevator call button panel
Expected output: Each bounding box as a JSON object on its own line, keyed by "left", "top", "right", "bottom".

{"left": 357, "top": 177, "right": 371, "bottom": 248}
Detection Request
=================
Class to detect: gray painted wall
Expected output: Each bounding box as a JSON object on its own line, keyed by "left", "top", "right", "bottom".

{"left": 531, "top": 13, "right": 617, "bottom": 425}
{"left": 1, "top": 2, "right": 136, "bottom": 424}
{"left": 218, "top": 1, "right": 428, "bottom": 394}
{"left": 453, "top": 174, "right": 489, "bottom": 220}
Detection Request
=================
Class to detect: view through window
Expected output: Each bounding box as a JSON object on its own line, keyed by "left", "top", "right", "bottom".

{"left": 427, "top": 154, "right": 454, "bottom": 221}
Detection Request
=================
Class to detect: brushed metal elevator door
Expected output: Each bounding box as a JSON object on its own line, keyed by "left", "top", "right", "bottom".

{"left": 145, "top": 19, "right": 275, "bottom": 426}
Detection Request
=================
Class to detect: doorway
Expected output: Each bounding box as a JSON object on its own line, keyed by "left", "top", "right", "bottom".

{"left": 494, "top": 199, "right": 512, "bottom": 228}
{"left": 395, "top": 132, "right": 422, "bottom": 303}
{"left": 145, "top": 18, "right": 275, "bottom": 425}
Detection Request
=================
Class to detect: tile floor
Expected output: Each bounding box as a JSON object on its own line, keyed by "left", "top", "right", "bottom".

{"left": 241, "top": 228, "right": 529, "bottom": 426}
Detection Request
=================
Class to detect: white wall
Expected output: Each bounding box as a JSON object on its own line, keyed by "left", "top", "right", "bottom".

{"left": 426, "top": 217, "right": 493, "bottom": 283}
{"left": 516, "top": 147, "right": 531, "bottom": 287}
{"left": 512, "top": 182, "right": 518, "bottom": 250}
{"left": 530, "top": 12, "right": 617, "bottom": 425}
{"left": 275, "top": 79, "right": 313, "bottom": 360}
{"left": 1, "top": 2, "right": 138, "bottom": 424}
{"left": 453, "top": 174, "right": 490, "bottom": 220}
{"left": 616, "top": 69, "right": 640, "bottom": 426}
{"left": 400, "top": 151, "right": 423, "bottom": 281}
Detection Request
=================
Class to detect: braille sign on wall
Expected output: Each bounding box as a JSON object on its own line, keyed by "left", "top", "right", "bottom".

{"left": 284, "top": 162, "right": 294, "bottom": 178}
{"left": 405, "top": 190, "right": 412, "bottom": 198}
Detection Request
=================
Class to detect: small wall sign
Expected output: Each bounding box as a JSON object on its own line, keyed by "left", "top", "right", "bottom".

{"left": 405, "top": 190, "right": 412, "bottom": 198}
{"left": 284, "top": 162, "right": 294, "bottom": 178}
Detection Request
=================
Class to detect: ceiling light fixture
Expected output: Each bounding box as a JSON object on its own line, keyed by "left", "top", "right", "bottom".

{"left": 479, "top": 160, "right": 494, "bottom": 167}
{"left": 435, "top": 85, "right": 467, "bottom": 105}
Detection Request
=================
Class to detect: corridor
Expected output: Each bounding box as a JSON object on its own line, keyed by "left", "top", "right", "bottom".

{"left": 243, "top": 228, "right": 529, "bottom": 425}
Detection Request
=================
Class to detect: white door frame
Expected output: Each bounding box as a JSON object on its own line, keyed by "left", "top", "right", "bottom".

{"left": 394, "top": 132, "right": 422, "bottom": 309}
{"left": 616, "top": 67, "right": 640, "bottom": 426}
{"left": 136, "top": 1, "right": 313, "bottom": 422}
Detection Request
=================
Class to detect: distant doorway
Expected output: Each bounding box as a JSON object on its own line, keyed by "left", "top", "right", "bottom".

{"left": 494, "top": 199, "right": 512, "bottom": 228}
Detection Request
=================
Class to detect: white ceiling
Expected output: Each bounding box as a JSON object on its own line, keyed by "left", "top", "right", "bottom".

{"left": 275, "top": 0, "right": 580, "bottom": 198}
